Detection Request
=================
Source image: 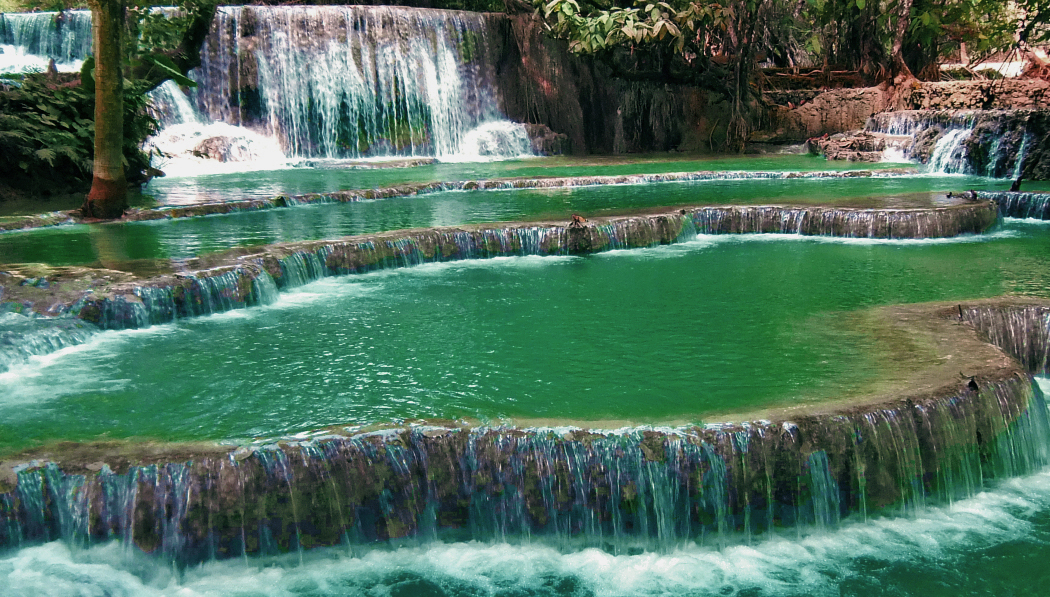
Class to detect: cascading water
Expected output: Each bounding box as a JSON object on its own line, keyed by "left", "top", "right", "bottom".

{"left": 1, "top": 373, "right": 1047, "bottom": 563}
{"left": 149, "top": 80, "right": 201, "bottom": 129}
{"left": 867, "top": 110, "right": 1030, "bottom": 177}
{"left": 2, "top": 7, "right": 533, "bottom": 166}
{"left": 925, "top": 128, "right": 971, "bottom": 173}
{"left": 0, "top": 312, "right": 98, "bottom": 374}
{"left": 192, "top": 5, "right": 530, "bottom": 161}
{"left": 983, "top": 190, "right": 1050, "bottom": 220}
{"left": 0, "top": 10, "right": 91, "bottom": 73}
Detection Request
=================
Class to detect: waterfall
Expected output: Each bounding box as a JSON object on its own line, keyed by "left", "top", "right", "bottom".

{"left": 0, "top": 10, "right": 91, "bottom": 73}
{"left": 1, "top": 371, "right": 1046, "bottom": 562}
{"left": 2, "top": 7, "right": 531, "bottom": 162}
{"left": 926, "top": 128, "right": 971, "bottom": 173}
{"left": 149, "top": 80, "right": 201, "bottom": 128}
{"left": 961, "top": 304, "right": 1050, "bottom": 374}
{"left": 71, "top": 265, "right": 280, "bottom": 330}
{"left": 867, "top": 110, "right": 1030, "bottom": 177}
{"left": 192, "top": 5, "right": 524, "bottom": 160}
{"left": 982, "top": 191, "right": 1050, "bottom": 220}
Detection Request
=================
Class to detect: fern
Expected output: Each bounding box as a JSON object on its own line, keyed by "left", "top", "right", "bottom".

{"left": 34, "top": 148, "right": 57, "bottom": 166}
{"left": 1, "top": 70, "right": 156, "bottom": 191}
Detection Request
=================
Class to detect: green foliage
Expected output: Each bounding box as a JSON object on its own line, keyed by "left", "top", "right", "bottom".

{"left": 899, "top": 0, "right": 1015, "bottom": 78}
{"left": 537, "top": 0, "right": 1050, "bottom": 84}
{"left": 537, "top": 0, "right": 730, "bottom": 56}
{"left": 0, "top": 74, "right": 158, "bottom": 193}
{"left": 0, "top": 77, "right": 94, "bottom": 188}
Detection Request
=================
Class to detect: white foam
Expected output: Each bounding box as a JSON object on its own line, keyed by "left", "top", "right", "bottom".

{"left": 440, "top": 120, "right": 536, "bottom": 163}
{"left": 880, "top": 147, "right": 912, "bottom": 163}
{"left": 0, "top": 44, "right": 82, "bottom": 75}
{"left": 591, "top": 229, "right": 1018, "bottom": 264}
{"left": 0, "top": 324, "right": 180, "bottom": 406}
{"left": 146, "top": 122, "right": 291, "bottom": 178}
{"left": 1004, "top": 216, "right": 1050, "bottom": 226}
{"left": 5, "top": 466, "right": 1050, "bottom": 597}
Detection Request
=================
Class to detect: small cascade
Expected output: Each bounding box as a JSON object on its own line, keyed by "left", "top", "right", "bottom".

{"left": 73, "top": 266, "right": 279, "bottom": 330}
{"left": 982, "top": 191, "right": 1050, "bottom": 220}
{"left": 688, "top": 204, "right": 995, "bottom": 238}
{"left": 1, "top": 372, "right": 1046, "bottom": 562}
{"left": 926, "top": 128, "right": 971, "bottom": 173}
{"left": 193, "top": 5, "right": 520, "bottom": 160}
{"left": 148, "top": 80, "right": 201, "bottom": 129}
{"left": 445, "top": 121, "right": 534, "bottom": 162}
{"left": 1013, "top": 133, "right": 1030, "bottom": 180}
{"left": 0, "top": 10, "right": 91, "bottom": 73}
{"left": 961, "top": 304, "right": 1050, "bottom": 374}
{"left": 46, "top": 203, "right": 994, "bottom": 336}
{"left": 276, "top": 251, "right": 328, "bottom": 289}
{"left": 0, "top": 312, "right": 99, "bottom": 374}
{"left": 866, "top": 110, "right": 1031, "bottom": 177}
{"left": 804, "top": 451, "right": 841, "bottom": 529}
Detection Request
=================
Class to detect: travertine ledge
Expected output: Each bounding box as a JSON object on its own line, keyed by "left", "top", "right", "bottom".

{"left": 0, "top": 298, "right": 1047, "bottom": 560}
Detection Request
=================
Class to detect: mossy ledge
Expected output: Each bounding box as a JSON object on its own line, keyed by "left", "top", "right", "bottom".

{"left": 0, "top": 167, "right": 921, "bottom": 233}
{"left": 0, "top": 298, "right": 1048, "bottom": 561}
{"left": 0, "top": 201, "right": 997, "bottom": 331}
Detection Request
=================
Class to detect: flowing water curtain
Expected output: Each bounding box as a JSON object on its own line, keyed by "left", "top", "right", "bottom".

{"left": 193, "top": 6, "right": 505, "bottom": 159}
{"left": 0, "top": 11, "right": 93, "bottom": 71}
{"left": 866, "top": 110, "right": 1032, "bottom": 176}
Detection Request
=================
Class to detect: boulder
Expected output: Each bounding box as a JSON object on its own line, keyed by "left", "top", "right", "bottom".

{"left": 192, "top": 136, "right": 253, "bottom": 162}
{"left": 523, "top": 123, "right": 570, "bottom": 155}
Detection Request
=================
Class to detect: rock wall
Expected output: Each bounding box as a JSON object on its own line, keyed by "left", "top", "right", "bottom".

{"left": 758, "top": 85, "right": 892, "bottom": 142}
{"left": 490, "top": 15, "right": 707, "bottom": 154}
{"left": 760, "top": 80, "right": 1050, "bottom": 144}
{"left": 897, "top": 79, "right": 1050, "bottom": 111}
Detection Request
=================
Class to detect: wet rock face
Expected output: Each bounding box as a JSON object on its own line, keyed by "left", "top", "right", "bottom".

{"left": 760, "top": 80, "right": 1050, "bottom": 144}
{"left": 761, "top": 86, "right": 893, "bottom": 142}
{"left": 522, "top": 123, "right": 569, "bottom": 155}
{"left": 908, "top": 125, "right": 944, "bottom": 163}
{"left": 810, "top": 109, "right": 1050, "bottom": 180}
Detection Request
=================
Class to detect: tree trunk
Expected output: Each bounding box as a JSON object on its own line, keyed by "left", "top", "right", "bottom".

{"left": 81, "top": 0, "right": 127, "bottom": 219}
{"left": 890, "top": 0, "right": 916, "bottom": 80}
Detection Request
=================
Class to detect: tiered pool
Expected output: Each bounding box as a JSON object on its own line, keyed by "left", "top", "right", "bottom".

{"left": 3, "top": 155, "right": 1050, "bottom": 596}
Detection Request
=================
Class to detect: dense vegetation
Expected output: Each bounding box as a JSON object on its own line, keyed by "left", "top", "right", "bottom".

{"left": 0, "top": 0, "right": 214, "bottom": 210}
{"left": 0, "top": 70, "right": 156, "bottom": 196}
{"left": 534, "top": 0, "right": 1050, "bottom": 147}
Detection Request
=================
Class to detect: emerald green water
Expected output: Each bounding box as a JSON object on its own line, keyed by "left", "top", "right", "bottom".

{"left": 145, "top": 153, "right": 910, "bottom": 205}
{"left": 2, "top": 221, "right": 1049, "bottom": 452}
{"left": 4, "top": 157, "right": 1050, "bottom": 597}
{"left": 0, "top": 173, "right": 1009, "bottom": 268}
